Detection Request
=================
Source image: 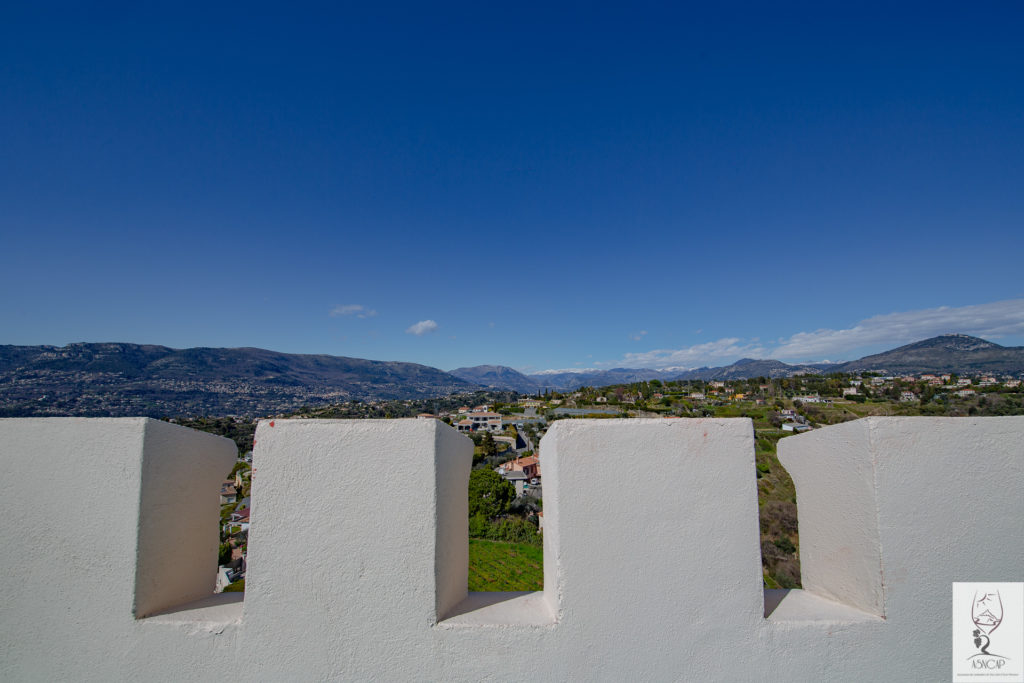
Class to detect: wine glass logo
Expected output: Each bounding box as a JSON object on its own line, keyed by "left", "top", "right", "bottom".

{"left": 971, "top": 590, "right": 1004, "bottom": 656}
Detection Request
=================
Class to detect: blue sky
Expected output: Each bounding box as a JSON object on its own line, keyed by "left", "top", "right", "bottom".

{"left": 2, "top": 3, "right": 1023, "bottom": 373}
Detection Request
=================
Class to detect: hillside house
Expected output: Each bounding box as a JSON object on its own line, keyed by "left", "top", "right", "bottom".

{"left": 498, "top": 455, "right": 540, "bottom": 480}
{"left": 466, "top": 412, "right": 502, "bottom": 432}
{"left": 220, "top": 482, "right": 237, "bottom": 505}
{"left": 500, "top": 470, "right": 528, "bottom": 496}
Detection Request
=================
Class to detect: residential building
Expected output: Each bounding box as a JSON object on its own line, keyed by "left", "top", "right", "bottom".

{"left": 498, "top": 455, "right": 540, "bottom": 480}
{"left": 465, "top": 412, "right": 503, "bottom": 432}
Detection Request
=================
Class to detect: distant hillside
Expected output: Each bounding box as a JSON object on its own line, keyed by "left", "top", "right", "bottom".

{"left": 670, "top": 335, "right": 1024, "bottom": 380}
{"left": 6, "top": 334, "right": 1021, "bottom": 418}
{"left": 0, "top": 343, "right": 477, "bottom": 417}
{"left": 527, "top": 368, "right": 677, "bottom": 391}
{"left": 515, "top": 334, "right": 1024, "bottom": 390}
{"left": 675, "top": 358, "right": 821, "bottom": 381}
{"left": 448, "top": 365, "right": 541, "bottom": 393}
{"left": 828, "top": 334, "right": 1024, "bottom": 374}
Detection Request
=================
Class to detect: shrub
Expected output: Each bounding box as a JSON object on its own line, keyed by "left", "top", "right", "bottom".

{"left": 773, "top": 559, "right": 801, "bottom": 589}
{"left": 469, "top": 516, "right": 541, "bottom": 546}
{"left": 773, "top": 535, "right": 796, "bottom": 554}
{"left": 468, "top": 514, "right": 490, "bottom": 538}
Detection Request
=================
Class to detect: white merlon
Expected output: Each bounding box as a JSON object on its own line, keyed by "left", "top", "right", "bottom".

{"left": 0, "top": 415, "right": 1020, "bottom": 681}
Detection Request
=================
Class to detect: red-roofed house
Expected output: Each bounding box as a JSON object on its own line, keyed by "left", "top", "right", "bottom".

{"left": 498, "top": 455, "right": 540, "bottom": 480}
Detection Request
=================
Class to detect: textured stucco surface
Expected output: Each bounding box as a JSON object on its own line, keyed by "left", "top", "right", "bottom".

{"left": 1, "top": 416, "right": 1021, "bottom": 681}
{"left": 0, "top": 418, "right": 236, "bottom": 681}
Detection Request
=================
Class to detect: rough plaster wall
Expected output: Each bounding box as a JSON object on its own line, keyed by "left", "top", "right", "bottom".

{"left": 0, "top": 418, "right": 235, "bottom": 681}
{"left": 136, "top": 419, "right": 238, "bottom": 617}
{"left": 1, "top": 416, "right": 1022, "bottom": 681}
{"left": 434, "top": 421, "right": 472, "bottom": 619}
{"left": 869, "top": 417, "right": 1024, "bottom": 665}
{"left": 539, "top": 419, "right": 766, "bottom": 679}
{"left": 778, "top": 418, "right": 885, "bottom": 615}
{"left": 779, "top": 416, "right": 1024, "bottom": 680}
{"left": 540, "top": 418, "right": 563, "bottom": 618}
{"left": 241, "top": 419, "right": 461, "bottom": 680}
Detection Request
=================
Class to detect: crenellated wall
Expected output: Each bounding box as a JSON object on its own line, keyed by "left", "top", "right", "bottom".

{"left": 0, "top": 416, "right": 1021, "bottom": 681}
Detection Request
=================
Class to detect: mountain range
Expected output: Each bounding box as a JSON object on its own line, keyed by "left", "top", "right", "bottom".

{"left": 0, "top": 343, "right": 475, "bottom": 417}
{"left": 451, "top": 334, "right": 1024, "bottom": 391}
{"left": 2, "top": 334, "right": 1022, "bottom": 417}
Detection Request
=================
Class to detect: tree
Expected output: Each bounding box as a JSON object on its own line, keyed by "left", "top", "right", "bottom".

{"left": 468, "top": 468, "right": 515, "bottom": 519}
{"left": 480, "top": 431, "right": 498, "bottom": 457}
{"left": 218, "top": 542, "right": 233, "bottom": 566}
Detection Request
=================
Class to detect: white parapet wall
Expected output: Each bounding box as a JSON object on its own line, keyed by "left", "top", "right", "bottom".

{"left": 0, "top": 415, "right": 1021, "bottom": 681}
{"left": 0, "top": 418, "right": 237, "bottom": 680}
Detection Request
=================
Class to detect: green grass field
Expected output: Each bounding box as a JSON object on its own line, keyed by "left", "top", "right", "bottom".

{"left": 468, "top": 538, "right": 544, "bottom": 591}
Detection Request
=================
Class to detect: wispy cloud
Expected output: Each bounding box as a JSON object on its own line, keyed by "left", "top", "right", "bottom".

{"left": 620, "top": 338, "right": 768, "bottom": 369}
{"left": 533, "top": 367, "right": 601, "bottom": 375}
{"left": 406, "top": 319, "right": 439, "bottom": 336}
{"left": 629, "top": 330, "right": 648, "bottom": 341}
{"left": 607, "top": 299, "right": 1024, "bottom": 369}
{"left": 330, "top": 304, "right": 378, "bottom": 319}
{"left": 770, "top": 299, "right": 1024, "bottom": 360}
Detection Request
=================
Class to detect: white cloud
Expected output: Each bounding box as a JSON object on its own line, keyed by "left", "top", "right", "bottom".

{"left": 533, "top": 367, "right": 600, "bottom": 375}
{"left": 330, "top": 304, "right": 378, "bottom": 319}
{"left": 607, "top": 298, "right": 1024, "bottom": 369}
{"left": 770, "top": 299, "right": 1024, "bottom": 361}
{"left": 620, "top": 337, "right": 769, "bottom": 369}
{"left": 406, "top": 320, "right": 439, "bottom": 336}
{"left": 629, "top": 330, "right": 648, "bottom": 341}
